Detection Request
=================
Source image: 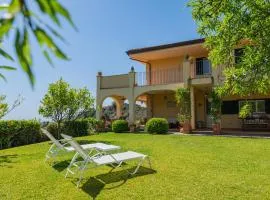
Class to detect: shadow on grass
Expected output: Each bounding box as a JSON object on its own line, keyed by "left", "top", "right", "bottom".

{"left": 76, "top": 140, "right": 113, "bottom": 145}
{"left": 53, "top": 160, "right": 71, "bottom": 172}
{"left": 81, "top": 166, "right": 156, "bottom": 199}
{"left": 0, "top": 154, "right": 18, "bottom": 167}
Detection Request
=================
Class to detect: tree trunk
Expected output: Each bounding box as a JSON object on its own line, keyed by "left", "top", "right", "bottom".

{"left": 57, "top": 121, "right": 61, "bottom": 139}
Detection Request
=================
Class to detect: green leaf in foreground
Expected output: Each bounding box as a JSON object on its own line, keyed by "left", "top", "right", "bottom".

{"left": 0, "top": 66, "right": 16, "bottom": 71}
{"left": 34, "top": 28, "right": 69, "bottom": 60}
{"left": 0, "top": 48, "right": 14, "bottom": 61}
{"left": 15, "top": 29, "right": 35, "bottom": 86}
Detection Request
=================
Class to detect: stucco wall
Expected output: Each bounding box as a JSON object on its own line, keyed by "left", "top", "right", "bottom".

{"left": 221, "top": 115, "right": 242, "bottom": 129}
{"left": 101, "top": 74, "right": 129, "bottom": 89}
{"left": 148, "top": 57, "right": 184, "bottom": 84}
{"left": 195, "top": 89, "right": 206, "bottom": 122}
{"left": 152, "top": 93, "right": 179, "bottom": 122}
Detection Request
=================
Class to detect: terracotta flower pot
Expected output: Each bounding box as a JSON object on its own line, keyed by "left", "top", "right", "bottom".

{"left": 129, "top": 124, "right": 136, "bottom": 132}
{"left": 212, "top": 123, "right": 221, "bottom": 135}
{"left": 180, "top": 121, "right": 191, "bottom": 133}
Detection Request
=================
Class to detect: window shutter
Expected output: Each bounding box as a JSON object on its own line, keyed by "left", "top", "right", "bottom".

{"left": 265, "top": 99, "right": 270, "bottom": 114}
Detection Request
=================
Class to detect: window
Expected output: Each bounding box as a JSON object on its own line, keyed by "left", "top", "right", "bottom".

{"left": 196, "top": 58, "right": 211, "bottom": 75}
{"left": 234, "top": 48, "right": 244, "bottom": 64}
{"left": 239, "top": 100, "right": 265, "bottom": 114}
{"left": 222, "top": 100, "right": 239, "bottom": 114}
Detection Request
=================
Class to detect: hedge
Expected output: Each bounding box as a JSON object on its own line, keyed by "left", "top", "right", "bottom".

{"left": 112, "top": 120, "right": 129, "bottom": 133}
{"left": 0, "top": 120, "right": 41, "bottom": 149}
{"left": 145, "top": 118, "right": 169, "bottom": 134}
{"left": 62, "top": 119, "right": 89, "bottom": 137}
{"left": 0, "top": 118, "right": 102, "bottom": 150}
{"left": 45, "top": 118, "right": 100, "bottom": 139}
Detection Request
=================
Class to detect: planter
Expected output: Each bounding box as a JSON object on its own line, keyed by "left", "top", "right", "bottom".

{"left": 180, "top": 121, "right": 191, "bottom": 133}
{"left": 212, "top": 123, "right": 221, "bottom": 135}
{"left": 129, "top": 124, "right": 136, "bottom": 133}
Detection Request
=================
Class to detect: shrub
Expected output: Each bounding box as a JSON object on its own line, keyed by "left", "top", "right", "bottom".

{"left": 46, "top": 122, "right": 62, "bottom": 139}
{"left": 62, "top": 119, "right": 89, "bottom": 137}
{"left": 95, "top": 119, "right": 106, "bottom": 132}
{"left": 86, "top": 118, "right": 100, "bottom": 133}
{"left": 112, "top": 120, "right": 129, "bottom": 133}
{"left": 145, "top": 118, "right": 169, "bottom": 134}
{"left": 0, "top": 120, "right": 41, "bottom": 149}
{"left": 175, "top": 88, "right": 191, "bottom": 123}
{"left": 45, "top": 118, "right": 100, "bottom": 139}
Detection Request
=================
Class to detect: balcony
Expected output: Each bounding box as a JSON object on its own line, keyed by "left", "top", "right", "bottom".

{"left": 135, "top": 67, "right": 183, "bottom": 86}
{"left": 100, "top": 74, "right": 129, "bottom": 89}
{"left": 195, "top": 58, "right": 212, "bottom": 77}
{"left": 190, "top": 58, "right": 213, "bottom": 86}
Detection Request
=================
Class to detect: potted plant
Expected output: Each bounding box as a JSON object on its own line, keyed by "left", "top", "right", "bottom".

{"left": 175, "top": 88, "right": 191, "bottom": 133}
{"left": 239, "top": 101, "right": 253, "bottom": 130}
{"left": 129, "top": 123, "right": 136, "bottom": 132}
{"left": 209, "top": 90, "right": 222, "bottom": 134}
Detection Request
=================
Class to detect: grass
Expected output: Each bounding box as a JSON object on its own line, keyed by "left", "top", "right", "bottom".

{"left": 1, "top": 133, "right": 270, "bottom": 199}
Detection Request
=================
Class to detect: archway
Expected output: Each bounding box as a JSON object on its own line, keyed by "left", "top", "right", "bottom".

{"left": 97, "top": 95, "right": 129, "bottom": 121}
{"left": 135, "top": 90, "right": 179, "bottom": 129}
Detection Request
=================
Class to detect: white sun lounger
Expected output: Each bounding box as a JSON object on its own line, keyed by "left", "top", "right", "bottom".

{"left": 61, "top": 134, "right": 152, "bottom": 187}
{"left": 41, "top": 129, "right": 120, "bottom": 163}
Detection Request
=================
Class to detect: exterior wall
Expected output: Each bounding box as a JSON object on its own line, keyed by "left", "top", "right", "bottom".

{"left": 152, "top": 93, "right": 179, "bottom": 122}
{"left": 221, "top": 115, "right": 242, "bottom": 129}
{"left": 195, "top": 89, "right": 206, "bottom": 122}
{"left": 100, "top": 74, "right": 129, "bottom": 89}
{"left": 221, "top": 95, "right": 270, "bottom": 129}
{"left": 149, "top": 56, "right": 183, "bottom": 71}
{"left": 148, "top": 57, "right": 184, "bottom": 84}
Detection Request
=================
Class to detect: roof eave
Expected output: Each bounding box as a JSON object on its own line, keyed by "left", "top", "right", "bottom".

{"left": 126, "top": 38, "right": 205, "bottom": 56}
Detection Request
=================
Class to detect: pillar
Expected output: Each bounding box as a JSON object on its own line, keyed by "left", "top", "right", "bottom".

{"left": 183, "top": 55, "right": 192, "bottom": 87}
{"left": 128, "top": 100, "right": 135, "bottom": 124}
{"left": 128, "top": 67, "right": 136, "bottom": 124}
{"left": 190, "top": 86, "right": 196, "bottom": 129}
{"left": 146, "top": 94, "right": 153, "bottom": 119}
{"left": 115, "top": 98, "right": 124, "bottom": 119}
{"left": 96, "top": 72, "right": 102, "bottom": 120}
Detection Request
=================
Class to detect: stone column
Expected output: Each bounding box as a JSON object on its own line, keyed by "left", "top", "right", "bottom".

{"left": 190, "top": 86, "right": 196, "bottom": 129}
{"left": 146, "top": 94, "right": 153, "bottom": 119}
{"left": 96, "top": 72, "right": 102, "bottom": 120}
{"left": 128, "top": 67, "right": 136, "bottom": 124}
{"left": 183, "top": 56, "right": 192, "bottom": 87}
{"left": 115, "top": 98, "right": 124, "bottom": 119}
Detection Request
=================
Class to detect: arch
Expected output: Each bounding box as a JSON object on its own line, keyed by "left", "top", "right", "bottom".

{"left": 134, "top": 89, "right": 180, "bottom": 129}
{"left": 96, "top": 94, "right": 129, "bottom": 121}
{"left": 134, "top": 89, "right": 177, "bottom": 102}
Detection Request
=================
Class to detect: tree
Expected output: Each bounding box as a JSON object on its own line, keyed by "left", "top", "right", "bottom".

{"left": 39, "top": 79, "right": 95, "bottom": 138}
{"left": 0, "top": 95, "right": 23, "bottom": 119}
{"left": 175, "top": 88, "right": 191, "bottom": 123}
{"left": 189, "top": 0, "right": 270, "bottom": 97}
{"left": 0, "top": 0, "right": 75, "bottom": 86}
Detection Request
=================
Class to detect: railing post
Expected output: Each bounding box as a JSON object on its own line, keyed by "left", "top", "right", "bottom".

{"left": 128, "top": 66, "right": 135, "bottom": 88}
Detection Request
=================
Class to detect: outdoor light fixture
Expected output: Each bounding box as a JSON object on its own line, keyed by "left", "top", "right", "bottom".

{"left": 208, "top": 97, "right": 213, "bottom": 103}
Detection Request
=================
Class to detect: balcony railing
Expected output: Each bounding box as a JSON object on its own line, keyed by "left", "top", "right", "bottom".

{"left": 136, "top": 67, "right": 183, "bottom": 86}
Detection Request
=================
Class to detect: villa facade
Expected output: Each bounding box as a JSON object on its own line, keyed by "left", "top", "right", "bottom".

{"left": 96, "top": 38, "right": 270, "bottom": 131}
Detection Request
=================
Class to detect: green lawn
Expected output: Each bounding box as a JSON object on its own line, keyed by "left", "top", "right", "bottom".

{"left": 1, "top": 133, "right": 270, "bottom": 199}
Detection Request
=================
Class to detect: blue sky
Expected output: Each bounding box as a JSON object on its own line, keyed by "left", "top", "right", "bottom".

{"left": 1, "top": 0, "right": 200, "bottom": 120}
